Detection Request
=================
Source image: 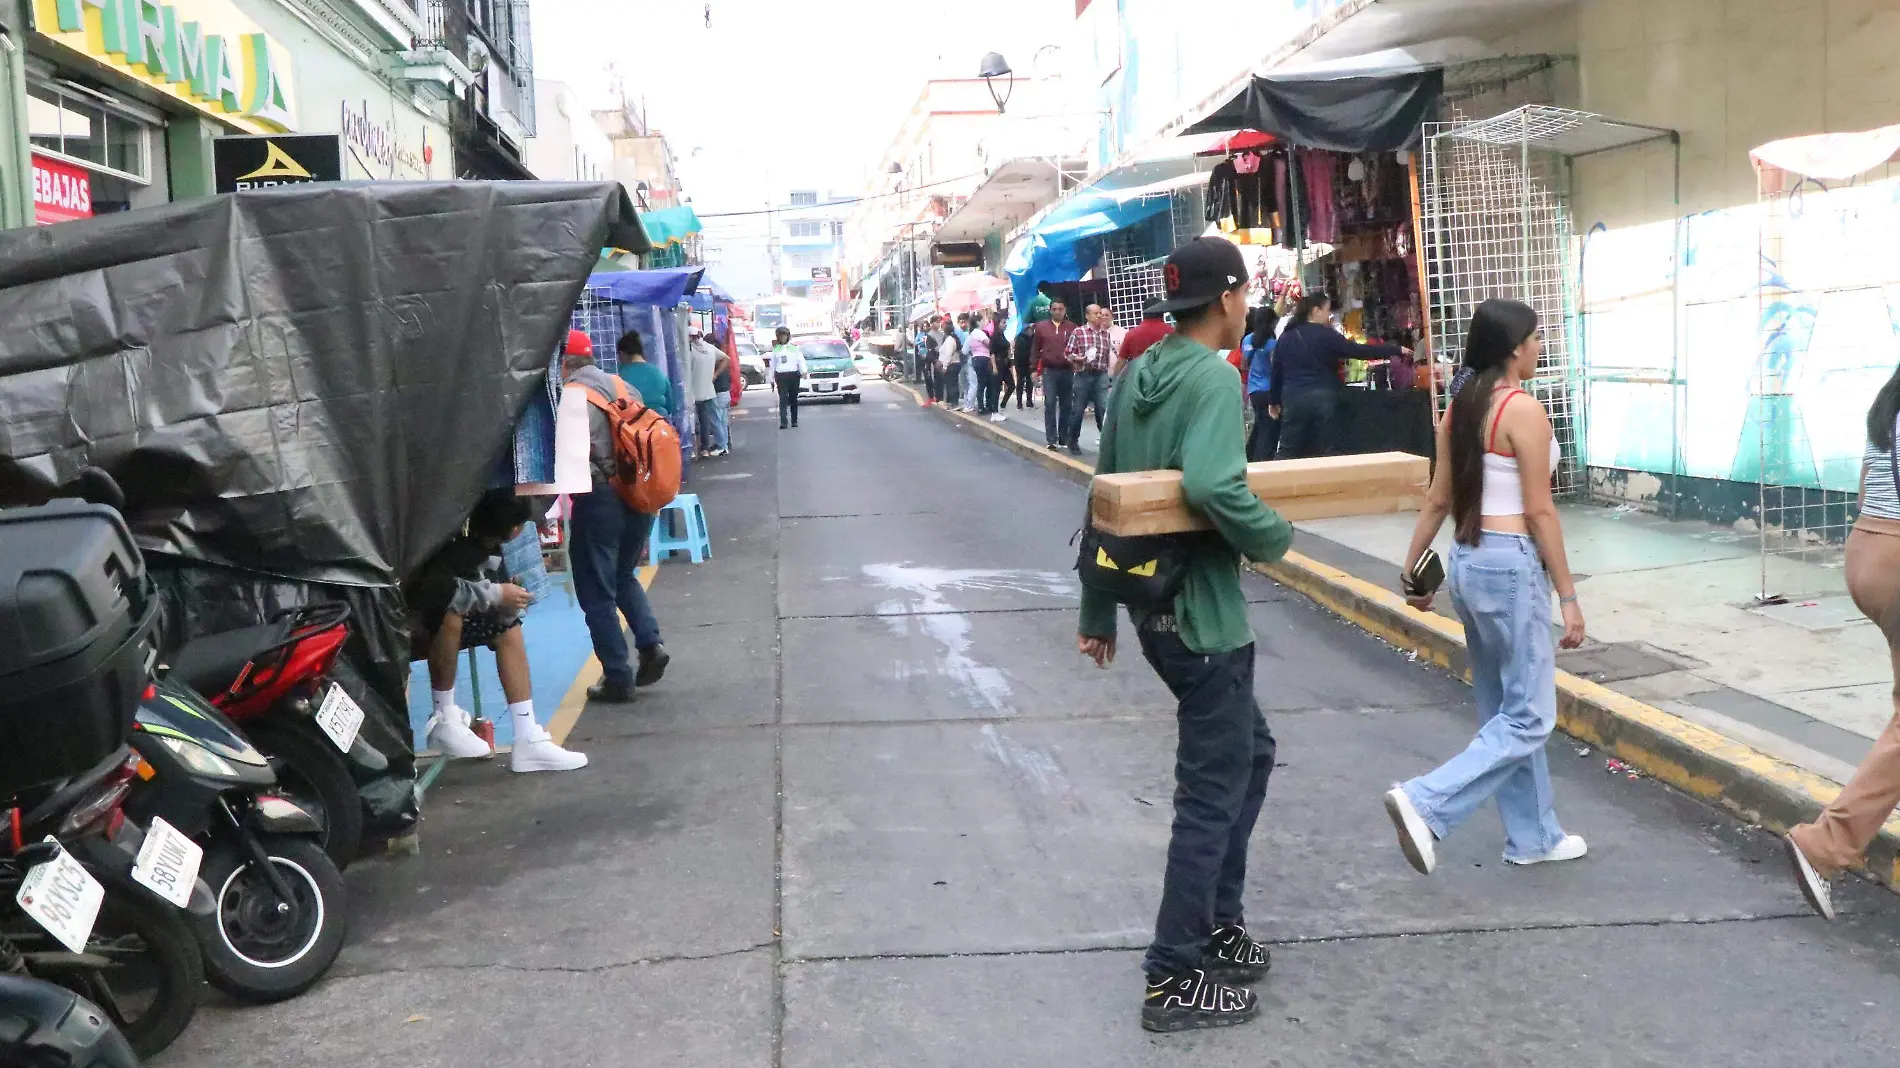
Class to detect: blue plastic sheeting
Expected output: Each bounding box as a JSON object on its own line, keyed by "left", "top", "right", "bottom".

{"left": 686, "top": 271, "right": 737, "bottom": 311}
{"left": 587, "top": 267, "right": 704, "bottom": 307}
{"left": 1005, "top": 192, "right": 1174, "bottom": 335}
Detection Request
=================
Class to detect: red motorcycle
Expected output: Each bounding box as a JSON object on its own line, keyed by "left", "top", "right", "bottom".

{"left": 162, "top": 605, "right": 373, "bottom": 868}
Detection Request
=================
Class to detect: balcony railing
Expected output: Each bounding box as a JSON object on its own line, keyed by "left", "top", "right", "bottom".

{"left": 407, "top": 0, "right": 535, "bottom": 138}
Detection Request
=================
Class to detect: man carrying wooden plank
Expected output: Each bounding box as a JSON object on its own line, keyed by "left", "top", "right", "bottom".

{"left": 1076, "top": 236, "right": 1295, "bottom": 1034}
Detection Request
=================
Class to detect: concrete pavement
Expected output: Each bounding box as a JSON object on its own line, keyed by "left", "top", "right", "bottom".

{"left": 161, "top": 381, "right": 1900, "bottom": 1067}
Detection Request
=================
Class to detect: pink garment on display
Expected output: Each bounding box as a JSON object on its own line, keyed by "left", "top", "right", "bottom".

{"left": 1234, "top": 152, "right": 1263, "bottom": 175}
{"left": 1301, "top": 152, "right": 1339, "bottom": 246}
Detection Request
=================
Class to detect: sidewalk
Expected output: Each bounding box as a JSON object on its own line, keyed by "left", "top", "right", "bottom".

{"left": 899, "top": 377, "right": 1900, "bottom": 891}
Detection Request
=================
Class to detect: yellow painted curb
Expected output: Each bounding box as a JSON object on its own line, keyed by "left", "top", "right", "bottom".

{"left": 547, "top": 562, "right": 658, "bottom": 746}
{"left": 900, "top": 378, "right": 1900, "bottom": 889}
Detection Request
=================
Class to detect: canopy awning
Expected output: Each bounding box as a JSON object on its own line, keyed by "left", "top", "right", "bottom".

{"left": 640, "top": 204, "right": 704, "bottom": 248}
{"left": 1182, "top": 69, "right": 1444, "bottom": 152}
{"left": 935, "top": 158, "right": 1079, "bottom": 244}
{"left": 587, "top": 267, "right": 704, "bottom": 307}
{"left": 1752, "top": 123, "right": 1900, "bottom": 188}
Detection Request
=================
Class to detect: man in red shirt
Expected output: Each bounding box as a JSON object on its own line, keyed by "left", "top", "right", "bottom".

{"left": 1114, "top": 298, "right": 1174, "bottom": 375}
{"left": 1030, "top": 299, "right": 1079, "bottom": 449}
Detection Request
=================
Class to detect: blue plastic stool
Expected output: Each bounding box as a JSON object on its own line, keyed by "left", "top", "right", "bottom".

{"left": 649, "top": 493, "right": 711, "bottom": 564}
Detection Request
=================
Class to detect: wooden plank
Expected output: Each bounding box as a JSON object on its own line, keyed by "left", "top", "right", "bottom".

{"left": 1090, "top": 451, "right": 1429, "bottom": 536}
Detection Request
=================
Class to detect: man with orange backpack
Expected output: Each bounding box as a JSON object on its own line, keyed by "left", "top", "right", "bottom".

{"left": 562, "top": 329, "right": 673, "bottom": 704}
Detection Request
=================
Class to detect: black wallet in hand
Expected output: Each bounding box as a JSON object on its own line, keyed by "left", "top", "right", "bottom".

{"left": 1403, "top": 550, "right": 1445, "bottom": 598}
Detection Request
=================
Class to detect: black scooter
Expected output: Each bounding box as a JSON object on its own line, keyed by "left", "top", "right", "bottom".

{"left": 121, "top": 680, "right": 347, "bottom": 1004}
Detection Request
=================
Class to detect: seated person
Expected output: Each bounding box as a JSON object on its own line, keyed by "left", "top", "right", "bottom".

{"left": 408, "top": 491, "right": 587, "bottom": 774}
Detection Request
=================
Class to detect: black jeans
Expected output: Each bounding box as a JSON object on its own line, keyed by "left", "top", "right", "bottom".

{"left": 944, "top": 361, "right": 964, "bottom": 408}
{"left": 1276, "top": 385, "right": 1338, "bottom": 459}
{"left": 776, "top": 372, "right": 801, "bottom": 427}
{"left": 1247, "top": 390, "right": 1281, "bottom": 463}
{"left": 1138, "top": 626, "right": 1275, "bottom": 978}
{"left": 1041, "top": 367, "right": 1074, "bottom": 445}
{"left": 994, "top": 359, "right": 1017, "bottom": 409}
{"left": 1015, "top": 357, "right": 1036, "bottom": 407}
{"left": 920, "top": 358, "right": 940, "bottom": 402}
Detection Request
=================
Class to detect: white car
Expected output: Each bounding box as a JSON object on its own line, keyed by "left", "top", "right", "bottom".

{"left": 736, "top": 338, "right": 768, "bottom": 387}
{"left": 794, "top": 338, "right": 865, "bottom": 404}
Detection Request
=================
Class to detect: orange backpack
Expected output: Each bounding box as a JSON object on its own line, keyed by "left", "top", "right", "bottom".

{"left": 578, "top": 377, "right": 682, "bottom": 514}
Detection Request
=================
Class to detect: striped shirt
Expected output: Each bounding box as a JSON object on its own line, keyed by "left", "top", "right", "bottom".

{"left": 1865, "top": 422, "right": 1900, "bottom": 519}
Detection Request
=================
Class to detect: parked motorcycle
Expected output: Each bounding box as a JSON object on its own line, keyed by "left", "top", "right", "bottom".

{"left": 0, "top": 972, "right": 143, "bottom": 1068}
{"left": 879, "top": 350, "right": 909, "bottom": 382}
{"left": 123, "top": 681, "right": 347, "bottom": 1004}
{"left": 2, "top": 749, "right": 207, "bottom": 1059}
{"left": 0, "top": 485, "right": 208, "bottom": 1058}
{"left": 163, "top": 604, "right": 377, "bottom": 867}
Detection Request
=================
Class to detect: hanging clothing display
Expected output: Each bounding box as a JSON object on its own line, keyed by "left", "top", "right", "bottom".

{"left": 1205, "top": 158, "right": 1239, "bottom": 223}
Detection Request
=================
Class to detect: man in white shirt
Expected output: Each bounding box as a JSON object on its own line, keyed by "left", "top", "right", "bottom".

{"left": 687, "top": 326, "right": 721, "bottom": 456}
{"left": 770, "top": 327, "right": 807, "bottom": 428}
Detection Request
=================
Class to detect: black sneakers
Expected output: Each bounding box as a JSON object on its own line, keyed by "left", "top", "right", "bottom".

{"left": 1202, "top": 924, "right": 1271, "bottom": 983}
{"left": 1141, "top": 968, "right": 1259, "bottom": 1033}
{"left": 635, "top": 644, "right": 670, "bottom": 687}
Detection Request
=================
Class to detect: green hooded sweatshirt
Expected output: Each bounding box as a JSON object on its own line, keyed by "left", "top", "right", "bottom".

{"left": 1078, "top": 333, "right": 1294, "bottom": 654}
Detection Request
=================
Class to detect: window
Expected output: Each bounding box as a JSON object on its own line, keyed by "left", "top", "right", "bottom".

{"left": 787, "top": 220, "right": 821, "bottom": 238}
{"left": 789, "top": 190, "right": 817, "bottom": 206}
{"left": 830, "top": 220, "right": 845, "bottom": 238}
{"left": 26, "top": 82, "right": 148, "bottom": 181}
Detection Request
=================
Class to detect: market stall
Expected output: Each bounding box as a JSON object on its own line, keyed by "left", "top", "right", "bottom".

{"left": 1186, "top": 70, "right": 1441, "bottom": 458}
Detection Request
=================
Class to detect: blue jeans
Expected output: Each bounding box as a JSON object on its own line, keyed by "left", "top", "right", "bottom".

{"left": 1041, "top": 367, "right": 1074, "bottom": 445}
{"left": 711, "top": 392, "right": 731, "bottom": 451}
{"left": 959, "top": 359, "right": 978, "bottom": 409}
{"left": 1138, "top": 627, "right": 1274, "bottom": 977}
{"left": 1402, "top": 533, "right": 1565, "bottom": 860}
{"left": 1064, "top": 370, "right": 1108, "bottom": 446}
{"left": 568, "top": 490, "right": 663, "bottom": 686}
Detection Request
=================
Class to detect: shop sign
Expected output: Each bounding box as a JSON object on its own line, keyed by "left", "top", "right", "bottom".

{"left": 31, "top": 0, "right": 297, "bottom": 134}
{"left": 212, "top": 134, "right": 341, "bottom": 193}
{"left": 31, "top": 153, "right": 91, "bottom": 224}
{"left": 810, "top": 266, "right": 833, "bottom": 281}
{"left": 341, "top": 100, "right": 429, "bottom": 180}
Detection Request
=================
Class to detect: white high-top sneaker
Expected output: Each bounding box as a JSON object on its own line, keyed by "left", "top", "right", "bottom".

{"left": 510, "top": 722, "right": 588, "bottom": 774}
{"left": 426, "top": 707, "right": 492, "bottom": 759}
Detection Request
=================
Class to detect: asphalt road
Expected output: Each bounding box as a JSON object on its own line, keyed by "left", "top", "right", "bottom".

{"left": 162, "top": 381, "right": 1900, "bottom": 1067}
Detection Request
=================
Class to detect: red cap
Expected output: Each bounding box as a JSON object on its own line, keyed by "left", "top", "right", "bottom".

{"left": 564, "top": 329, "right": 594, "bottom": 357}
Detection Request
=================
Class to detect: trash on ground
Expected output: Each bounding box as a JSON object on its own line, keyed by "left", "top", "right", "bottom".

{"left": 1575, "top": 746, "right": 1592, "bottom": 758}
{"left": 1605, "top": 758, "right": 1643, "bottom": 780}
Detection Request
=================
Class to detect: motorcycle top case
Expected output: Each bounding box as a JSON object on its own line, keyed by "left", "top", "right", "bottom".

{"left": 0, "top": 500, "right": 158, "bottom": 796}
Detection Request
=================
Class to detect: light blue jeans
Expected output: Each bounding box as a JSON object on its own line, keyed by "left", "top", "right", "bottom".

{"left": 1401, "top": 532, "right": 1565, "bottom": 860}
{"left": 959, "top": 358, "right": 979, "bottom": 409}
{"left": 711, "top": 392, "right": 731, "bottom": 451}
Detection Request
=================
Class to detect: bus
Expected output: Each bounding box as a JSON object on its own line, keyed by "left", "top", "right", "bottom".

{"left": 748, "top": 297, "right": 831, "bottom": 347}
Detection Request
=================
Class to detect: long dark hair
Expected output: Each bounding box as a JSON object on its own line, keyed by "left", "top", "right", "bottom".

{"left": 1870, "top": 362, "right": 1900, "bottom": 451}
{"left": 1248, "top": 306, "right": 1280, "bottom": 352}
{"left": 1449, "top": 299, "right": 1541, "bottom": 545}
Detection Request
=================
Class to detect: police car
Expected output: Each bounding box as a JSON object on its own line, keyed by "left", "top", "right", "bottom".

{"left": 795, "top": 337, "right": 864, "bottom": 404}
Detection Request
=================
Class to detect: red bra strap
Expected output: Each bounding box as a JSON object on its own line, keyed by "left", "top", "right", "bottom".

{"left": 1487, "top": 389, "right": 1526, "bottom": 454}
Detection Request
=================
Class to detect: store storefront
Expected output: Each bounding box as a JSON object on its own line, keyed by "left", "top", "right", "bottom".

{"left": 16, "top": 0, "right": 300, "bottom": 223}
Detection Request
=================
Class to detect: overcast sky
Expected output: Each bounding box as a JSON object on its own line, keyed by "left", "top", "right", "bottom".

{"left": 531, "top": 0, "right": 1071, "bottom": 293}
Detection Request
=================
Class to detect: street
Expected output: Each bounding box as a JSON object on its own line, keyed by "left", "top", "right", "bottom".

{"left": 160, "top": 382, "right": 1900, "bottom": 1068}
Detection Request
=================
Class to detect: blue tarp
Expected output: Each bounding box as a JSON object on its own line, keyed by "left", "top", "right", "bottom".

{"left": 1005, "top": 192, "right": 1174, "bottom": 335}
{"left": 586, "top": 267, "right": 704, "bottom": 307}
{"left": 686, "top": 272, "right": 737, "bottom": 311}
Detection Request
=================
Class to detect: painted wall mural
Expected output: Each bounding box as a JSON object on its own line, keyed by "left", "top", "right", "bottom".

{"left": 1583, "top": 174, "right": 1900, "bottom": 497}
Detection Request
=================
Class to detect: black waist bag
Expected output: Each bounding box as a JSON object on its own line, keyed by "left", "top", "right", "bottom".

{"left": 1074, "top": 523, "right": 1193, "bottom": 606}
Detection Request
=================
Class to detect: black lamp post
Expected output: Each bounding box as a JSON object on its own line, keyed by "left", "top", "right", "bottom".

{"left": 978, "top": 52, "right": 1014, "bottom": 113}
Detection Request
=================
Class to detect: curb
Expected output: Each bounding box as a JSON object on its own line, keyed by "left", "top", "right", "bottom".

{"left": 890, "top": 378, "right": 1900, "bottom": 892}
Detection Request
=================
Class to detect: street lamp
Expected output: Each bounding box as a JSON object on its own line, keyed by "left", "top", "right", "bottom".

{"left": 978, "top": 52, "right": 1014, "bottom": 114}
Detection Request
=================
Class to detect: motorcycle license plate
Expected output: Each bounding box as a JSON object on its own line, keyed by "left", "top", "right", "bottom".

{"left": 15, "top": 838, "right": 104, "bottom": 953}
{"left": 315, "top": 684, "right": 365, "bottom": 753}
{"left": 130, "top": 817, "right": 202, "bottom": 909}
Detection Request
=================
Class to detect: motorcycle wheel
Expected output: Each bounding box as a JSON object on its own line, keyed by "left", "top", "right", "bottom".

{"left": 20, "top": 884, "right": 205, "bottom": 1059}
{"left": 195, "top": 836, "right": 346, "bottom": 1003}
{"left": 244, "top": 718, "right": 364, "bottom": 869}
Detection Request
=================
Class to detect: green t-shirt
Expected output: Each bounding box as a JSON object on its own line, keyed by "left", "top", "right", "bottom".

{"left": 616, "top": 360, "right": 673, "bottom": 417}
{"left": 1079, "top": 334, "right": 1294, "bottom": 654}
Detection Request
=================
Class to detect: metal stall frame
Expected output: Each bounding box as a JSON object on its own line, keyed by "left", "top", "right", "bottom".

{"left": 1422, "top": 104, "right": 1678, "bottom": 501}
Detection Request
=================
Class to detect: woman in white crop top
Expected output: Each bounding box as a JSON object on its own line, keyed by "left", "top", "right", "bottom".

{"left": 1381, "top": 299, "right": 1588, "bottom": 877}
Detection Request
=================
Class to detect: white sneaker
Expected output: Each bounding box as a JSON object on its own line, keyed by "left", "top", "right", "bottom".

{"left": 1383, "top": 786, "right": 1436, "bottom": 875}
{"left": 510, "top": 733, "right": 588, "bottom": 773}
{"left": 426, "top": 710, "right": 492, "bottom": 759}
{"left": 1785, "top": 836, "right": 1836, "bottom": 920}
{"left": 1506, "top": 833, "right": 1588, "bottom": 866}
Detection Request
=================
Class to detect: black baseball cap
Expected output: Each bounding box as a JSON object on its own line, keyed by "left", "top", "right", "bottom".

{"left": 1152, "top": 236, "right": 1247, "bottom": 314}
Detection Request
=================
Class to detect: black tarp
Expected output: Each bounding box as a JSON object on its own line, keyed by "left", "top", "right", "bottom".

{"left": 0, "top": 181, "right": 645, "bottom": 836}
{"left": 1182, "top": 70, "right": 1444, "bottom": 153}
